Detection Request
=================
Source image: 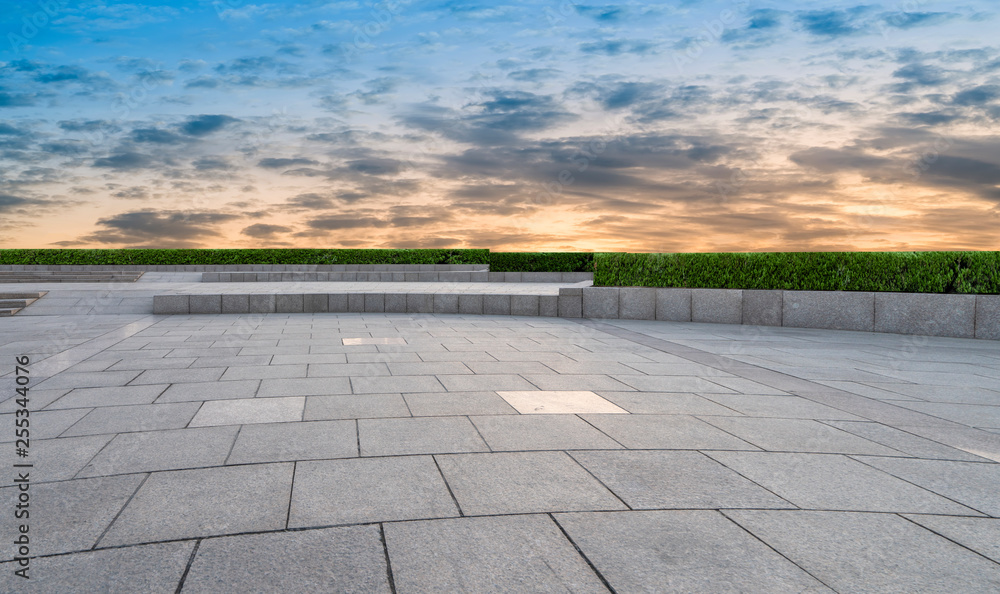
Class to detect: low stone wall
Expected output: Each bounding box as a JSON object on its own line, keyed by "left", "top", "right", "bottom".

{"left": 152, "top": 287, "right": 998, "bottom": 340}
{"left": 0, "top": 264, "right": 487, "bottom": 272}
{"left": 154, "top": 293, "right": 561, "bottom": 316}
{"left": 201, "top": 271, "right": 593, "bottom": 283}
{"left": 574, "top": 287, "right": 999, "bottom": 340}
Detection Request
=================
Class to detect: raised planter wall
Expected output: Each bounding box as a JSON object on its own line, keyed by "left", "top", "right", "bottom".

{"left": 152, "top": 287, "right": 1000, "bottom": 340}
{"left": 577, "top": 287, "right": 998, "bottom": 340}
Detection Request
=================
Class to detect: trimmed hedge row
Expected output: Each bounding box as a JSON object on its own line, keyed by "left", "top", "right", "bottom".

{"left": 488, "top": 252, "right": 594, "bottom": 272}
{"left": 0, "top": 249, "right": 491, "bottom": 266}
{"left": 594, "top": 252, "right": 1000, "bottom": 294}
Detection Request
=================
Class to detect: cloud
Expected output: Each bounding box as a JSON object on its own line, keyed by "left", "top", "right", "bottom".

{"left": 306, "top": 215, "right": 389, "bottom": 230}
{"left": 789, "top": 147, "right": 892, "bottom": 173}
{"left": 507, "top": 69, "right": 561, "bottom": 82}
{"left": 347, "top": 158, "right": 401, "bottom": 176}
{"left": 80, "top": 211, "right": 240, "bottom": 247}
{"left": 111, "top": 186, "right": 149, "bottom": 199}
{"left": 579, "top": 39, "right": 658, "bottom": 56}
{"left": 952, "top": 85, "right": 1000, "bottom": 106}
{"left": 132, "top": 128, "right": 186, "bottom": 144}
{"left": 242, "top": 223, "right": 292, "bottom": 237}
{"left": 180, "top": 115, "right": 239, "bottom": 136}
{"left": 0, "top": 92, "right": 36, "bottom": 107}
{"left": 93, "top": 152, "right": 156, "bottom": 170}
{"left": 258, "top": 157, "right": 320, "bottom": 168}
{"left": 796, "top": 8, "right": 869, "bottom": 38}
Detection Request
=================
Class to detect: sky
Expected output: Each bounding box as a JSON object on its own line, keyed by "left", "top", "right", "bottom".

{"left": 1, "top": 0, "right": 998, "bottom": 252}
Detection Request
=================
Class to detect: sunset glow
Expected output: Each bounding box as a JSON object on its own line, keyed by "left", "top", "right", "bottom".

{"left": 2, "top": 0, "right": 999, "bottom": 251}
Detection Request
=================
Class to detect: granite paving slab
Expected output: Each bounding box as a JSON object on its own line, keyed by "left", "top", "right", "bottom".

{"left": 289, "top": 456, "right": 458, "bottom": 527}
{"left": 555, "top": 510, "right": 830, "bottom": 593}
{"left": 385, "top": 515, "right": 607, "bottom": 593}
{"left": 726, "top": 510, "right": 1000, "bottom": 592}
{"left": 99, "top": 463, "right": 294, "bottom": 546}
{"left": 182, "top": 526, "right": 391, "bottom": 593}
{"left": 435, "top": 451, "right": 628, "bottom": 515}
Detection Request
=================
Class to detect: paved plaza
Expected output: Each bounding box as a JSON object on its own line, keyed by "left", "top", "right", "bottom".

{"left": 1, "top": 276, "right": 999, "bottom": 592}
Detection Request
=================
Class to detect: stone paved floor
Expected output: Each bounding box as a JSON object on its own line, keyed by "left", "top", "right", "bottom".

{"left": 1, "top": 295, "right": 999, "bottom": 591}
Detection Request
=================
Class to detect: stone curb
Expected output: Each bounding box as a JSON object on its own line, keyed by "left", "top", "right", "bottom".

{"left": 151, "top": 288, "right": 999, "bottom": 340}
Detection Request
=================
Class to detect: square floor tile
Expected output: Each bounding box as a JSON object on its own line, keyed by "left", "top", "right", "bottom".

{"left": 61, "top": 403, "right": 201, "bottom": 437}
{"left": 860, "top": 457, "right": 1000, "bottom": 517}
{"left": 496, "top": 391, "right": 628, "bottom": 414}
{"left": 435, "top": 451, "right": 627, "bottom": 515}
{"left": 706, "top": 451, "right": 982, "bottom": 515}
{"left": 189, "top": 397, "right": 304, "bottom": 427}
{"left": 471, "top": 415, "right": 624, "bottom": 450}
{"left": 304, "top": 394, "right": 410, "bottom": 420}
{"left": 571, "top": 450, "right": 794, "bottom": 510}
{"left": 227, "top": 420, "right": 357, "bottom": 464}
{"left": 903, "top": 515, "right": 1000, "bottom": 563}
{"left": 182, "top": 526, "right": 390, "bottom": 593}
{"left": 289, "top": 456, "right": 458, "bottom": 527}
{"left": 699, "top": 417, "right": 901, "bottom": 455}
{"left": 0, "top": 475, "right": 144, "bottom": 558}
{"left": 727, "top": 510, "right": 1000, "bottom": 593}
{"left": 581, "top": 414, "right": 759, "bottom": 450}
{"left": 404, "top": 391, "right": 517, "bottom": 416}
{"left": 359, "top": 417, "right": 488, "bottom": 456}
{"left": 555, "top": 510, "right": 827, "bottom": 593}
{"left": 77, "top": 426, "right": 239, "bottom": 477}
{"left": 99, "top": 463, "right": 294, "bottom": 546}
{"left": 385, "top": 515, "right": 606, "bottom": 593}
{"left": 0, "top": 542, "right": 193, "bottom": 593}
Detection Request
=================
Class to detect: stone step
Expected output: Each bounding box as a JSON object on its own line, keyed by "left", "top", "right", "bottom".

{"left": 0, "top": 299, "right": 32, "bottom": 308}
{"left": 0, "top": 292, "right": 46, "bottom": 299}
{"left": 202, "top": 271, "right": 593, "bottom": 283}
{"left": 0, "top": 272, "right": 143, "bottom": 283}
{"left": 0, "top": 307, "right": 21, "bottom": 316}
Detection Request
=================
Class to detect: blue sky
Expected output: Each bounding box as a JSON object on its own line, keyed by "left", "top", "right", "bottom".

{"left": 1, "top": 0, "right": 998, "bottom": 251}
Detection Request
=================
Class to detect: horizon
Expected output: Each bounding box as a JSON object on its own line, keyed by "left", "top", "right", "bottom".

{"left": 2, "top": 0, "right": 999, "bottom": 252}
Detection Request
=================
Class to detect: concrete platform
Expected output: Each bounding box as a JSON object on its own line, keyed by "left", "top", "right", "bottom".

{"left": 0, "top": 277, "right": 998, "bottom": 591}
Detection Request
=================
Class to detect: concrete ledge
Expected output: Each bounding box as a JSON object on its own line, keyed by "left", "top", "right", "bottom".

{"left": 148, "top": 289, "right": 1000, "bottom": 341}
{"left": 458, "top": 294, "right": 484, "bottom": 315}
{"left": 693, "top": 289, "right": 742, "bottom": 324}
{"left": 248, "top": 294, "right": 275, "bottom": 314}
{"left": 875, "top": 293, "right": 975, "bottom": 338}
{"left": 153, "top": 295, "right": 189, "bottom": 314}
{"left": 583, "top": 287, "right": 619, "bottom": 319}
{"left": 222, "top": 294, "right": 249, "bottom": 314}
{"left": 619, "top": 287, "right": 654, "bottom": 320}
{"left": 784, "top": 291, "right": 874, "bottom": 332}
{"left": 385, "top": 293, "right": 407, "bottom": 313}
{"left": 190, "top": 295, "right": 222, "bottom": 314}
{"left": 511, "top": 295, "right": 539, "bottom": 316}
{"left": 655, "top": 288, "right": 691, "bottom": 322}
{"left": 483, "top": 294, "right": 511, "bottom": 315}
{"left": 433, "top": 294, "right": 459, "bottom": 314}
{"left": 327, "top": 294, "right": 347, "bottom": 312}
{"left": 275, "top": 294, "right": 303, "bottom": 314}
{"left": 743, "top": 290, "right": 782, "bottom": 326}
{"left": 406, "top": 294, "right": 433, "bottom": 314}
{"left": 976, "top": 296, "right": 1000, "bottom": 340}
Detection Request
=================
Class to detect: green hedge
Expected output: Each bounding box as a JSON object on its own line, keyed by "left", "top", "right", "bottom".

{"left": 594, "top": 252, "right": 1000, "bottom": 294}
{"left": 488, "top": 252, "right": 594, "bottom": 272}
{"left": 0, "top": 249, "right": 490, "bottom": 266}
